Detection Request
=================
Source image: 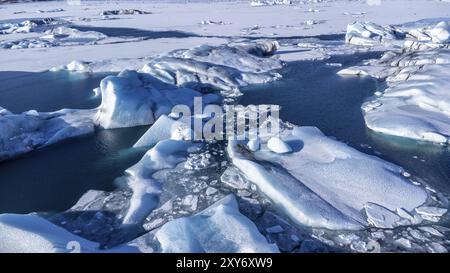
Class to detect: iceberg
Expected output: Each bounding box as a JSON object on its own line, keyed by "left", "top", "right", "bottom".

{"left": 154, "top": 194, "right": 279, "bottom": 253}
{"left": 95, "top": 70, "right": 211, "bottom": 129}
{"left": 228, "top": 122, "right": 430, "bottom": 230}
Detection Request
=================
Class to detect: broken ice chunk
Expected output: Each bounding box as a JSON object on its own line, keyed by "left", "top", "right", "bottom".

{"left": 154, "top": 195, "right": 279, "bottom": 253}
{"left": 364, "top": 203, "right": 401, "bottom": 229}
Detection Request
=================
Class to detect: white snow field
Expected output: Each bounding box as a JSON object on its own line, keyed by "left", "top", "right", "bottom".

{"left": 1, "top": 0, "right": 450, "bottom": 72}
{"left": 341, "top": 20, "right": 450, "bottom": 143}
{"left": 0, "top": 0, "right": 450, "bottom": 253}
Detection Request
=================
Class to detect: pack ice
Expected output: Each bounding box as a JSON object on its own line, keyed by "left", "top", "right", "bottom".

{"left": 342, "top": 21, "right": 450, "bottom": 144}
{"left": 228, "top": 120, "right": 434, "bottom": 230}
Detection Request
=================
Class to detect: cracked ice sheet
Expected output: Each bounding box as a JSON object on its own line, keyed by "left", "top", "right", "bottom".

{"left": 228, "top": 123, "right": 433, "bottom": 230}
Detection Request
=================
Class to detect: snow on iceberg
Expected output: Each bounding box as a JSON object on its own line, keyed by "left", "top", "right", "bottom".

{"left": 140, "top": 41, "right": 282, "bottom": 97}
{"left": 228, "top": 121, "right": 432, "bottom": 230}
{"left": 0, "top": 108, "right": 95, "bottom": 162}
{"left": 154, "top": 194, "right": 279, "bottom": 253}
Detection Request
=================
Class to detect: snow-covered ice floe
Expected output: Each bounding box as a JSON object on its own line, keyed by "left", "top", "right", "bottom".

{"left": 0, "top": 108, "right": 95, "bottom": 162}
{"left": 342, "top": 21, "right": 450, "bottom": 144}
{"left": 228, "top": 119, "right": 444, "bottom": 230}
{"left": 154, "top": 194, "right": 278, "bottom": 253}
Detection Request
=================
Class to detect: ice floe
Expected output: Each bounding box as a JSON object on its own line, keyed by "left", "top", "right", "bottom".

{"left": 228, "top": 120, "right": 438, "bottom": 230}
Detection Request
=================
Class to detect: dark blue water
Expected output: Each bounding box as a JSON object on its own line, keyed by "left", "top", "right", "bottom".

{"left": 238, "top": 53, "right": 450, "bottom": 197}
{"left": 0, "top": 71, "right": 107, "bottom": 113}
{"left": 0, "top": 71, "right": 148, "bottom": 213}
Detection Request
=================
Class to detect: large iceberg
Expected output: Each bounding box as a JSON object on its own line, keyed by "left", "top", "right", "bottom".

{"left": 0, "top": 108, "right": 95, "bottom": 162}
{"left": 154, "top": 194, "right": 278, "bottom": 253}
{"left": 94, "top": 70, "right": 217, "bottom": 129}
{"left": 228, "top": 121, "right": 433, "bottom": 230}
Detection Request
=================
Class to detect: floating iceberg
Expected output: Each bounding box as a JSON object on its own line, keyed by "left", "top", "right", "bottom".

{"left": 0, "top": 108, "right": 95, "bottom": 162}
{"left": 95, "top": 70, "right": 218, "bottom": 129}
{"left": 154, "top": 194, "right": 279, "bottom": 253}
{"left": 228, "top": 122, "right": 431, "bottom": 230}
